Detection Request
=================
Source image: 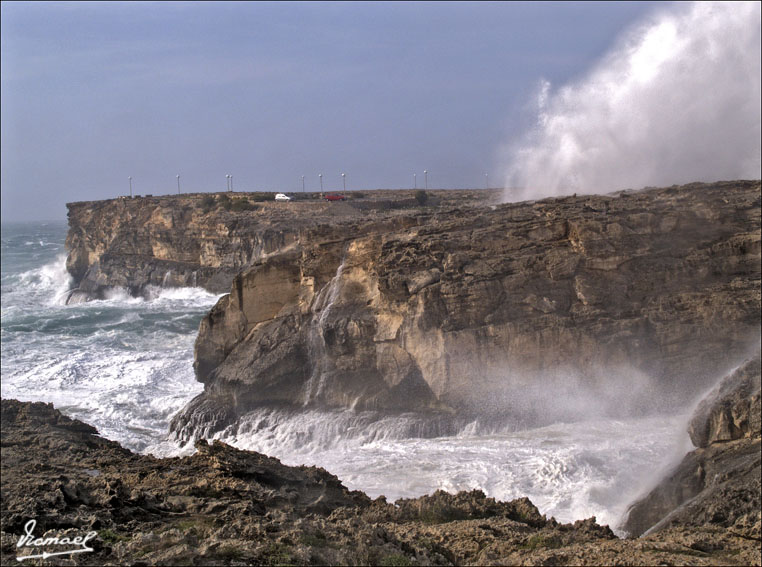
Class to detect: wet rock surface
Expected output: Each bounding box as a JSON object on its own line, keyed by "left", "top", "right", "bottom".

{"left": 170, "top": 181, "right": 761, "bottom": 439}
{"left": 3, "top": 399, "right": 760, "bottom": 566}
{"left": 624, "top": 351, "right": 761, "bottom": 539}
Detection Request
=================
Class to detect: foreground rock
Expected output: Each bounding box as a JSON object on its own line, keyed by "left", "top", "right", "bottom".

{"left": 2, "top": 400, "right": 760, "bottom": 566}
{"left": 624, "top": 351, "right": 761, "bottom": 539}
{"left": 171, "top": 181, "right": 761, "bottom": 440}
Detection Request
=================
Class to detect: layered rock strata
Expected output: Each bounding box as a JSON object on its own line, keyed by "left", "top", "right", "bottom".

{"left": 2, "top": 399, "right": 760, "bottom": 566}
{"left": 65, "top": 190, "right": 493, "bottom": 300}
{"left": 172, "top": 181, "right": 761, "bottom": 440}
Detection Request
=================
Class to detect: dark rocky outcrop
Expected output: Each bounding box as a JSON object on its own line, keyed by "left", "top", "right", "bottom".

{"left": 689, "top": 353, "right": 762, "bottom": 448}
{"left": 169, "top": 181, "right": 761, "bottom": 440}
{"left": 624, "top": 351, "right": 762, "bottom": 539}
{"left": 3, "top": 399, "right": 760, "bottom": 566}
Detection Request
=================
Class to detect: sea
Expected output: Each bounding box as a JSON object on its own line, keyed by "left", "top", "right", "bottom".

{"left": 1, "top": 220, "right": 695, "bottom": 533}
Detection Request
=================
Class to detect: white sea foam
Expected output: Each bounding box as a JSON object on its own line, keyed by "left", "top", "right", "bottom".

{"left": 14, "top": 253, "right": 72, "bottom": 305}
{"left": 1, "top": 229, "right": 221, "bottom": 454}
{"left": 143, "top": 284, "right": 221, "bottom": 303}
{"left": 0, "top": 222, "right": 706, "bottom": 532}
{"left": 212, "top": 406, "right": 690, "bottom": 531}
{"left": 500, "top": 1, "right": 761, "bottom": 201}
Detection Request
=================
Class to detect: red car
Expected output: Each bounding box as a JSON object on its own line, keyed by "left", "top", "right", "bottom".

{"left": 324, "top": 194, "right": 347, "bottom": 201}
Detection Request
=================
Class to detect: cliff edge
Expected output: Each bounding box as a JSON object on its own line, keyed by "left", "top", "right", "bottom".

{"left": 65, "top": 190, "right": 494, "bottom": 300}
{"left": 170, "top": 181, "right": 761, "bottom": 440}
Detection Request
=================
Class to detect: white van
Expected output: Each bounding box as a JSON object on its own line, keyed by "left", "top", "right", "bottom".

{"left": 275, "top": 193, "right": 291, "bottom": 201}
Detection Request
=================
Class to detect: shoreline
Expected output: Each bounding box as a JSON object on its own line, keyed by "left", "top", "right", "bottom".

{"left": 2, "top": 395, "right": 759, "bottom": 566}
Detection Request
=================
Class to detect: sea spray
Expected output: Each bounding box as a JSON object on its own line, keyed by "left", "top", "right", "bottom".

{"left": 212, "top": 406, "right": 690, "bottom": 531}
{"left": 1, "top": 222, "right": 221, "bottom": 454}
{"left": 501, "top": 1, "right": 761, "bottom": 201}
{"left": 303, "top": 254, "right": 347, "bottom": 405}
{"left": 0, "top": 222, "right": 739, "bottom": 533}
{"left": 14, "top": 253, "right": 73, "bottom": 306}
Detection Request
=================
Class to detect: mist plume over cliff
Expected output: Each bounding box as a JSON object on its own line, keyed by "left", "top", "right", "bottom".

{"left": 500, "top": 1, "right": 761, "bottom": 202}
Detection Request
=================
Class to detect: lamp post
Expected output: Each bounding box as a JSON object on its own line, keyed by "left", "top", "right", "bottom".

{"left": 342, "top": 173, "right": 346, "bottom": 191}
{"left": 177, "top": 174, "right": 181, "bottom": 194}
{"left": 225, "top": 175, "right": 230, "bottom": 191}
{"left": 230, "top": 175, "right": 233, "bottom": 191}
{"left": 319, "top": 173, "right": 323, "bottom": 191}
{"left": 128, "top": 176, "right": 132, "bottom": 198}
{"left": 414, "top": 173, "right": 417, "bottom": 189}
{"left": 485, "top": 173, "right": 488, "bottom": 189}
{"left": 424, "top": 170, "right": 428, "bottom": 190}
{"left": 302, "top": 175, "right": 305, "bottom": 192}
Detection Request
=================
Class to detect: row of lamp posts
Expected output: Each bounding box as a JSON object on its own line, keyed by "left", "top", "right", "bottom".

{"left": 126, "top": 174, "right": 183, "bottom": 196}
{"left": 127, "top": 169, "right": 501, "bottom": 196}
{"left": 296, "top": 173, "right": 344, "bottom": 192}
{"left": 413, "top": 170, "right": 429, "bottom": 190}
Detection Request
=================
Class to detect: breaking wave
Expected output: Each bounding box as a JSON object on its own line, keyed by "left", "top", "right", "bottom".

{"left": 501, "top": 1, "right": 761, "bottom": 201}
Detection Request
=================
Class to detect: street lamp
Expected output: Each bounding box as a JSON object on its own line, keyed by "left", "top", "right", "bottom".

{"left": 302, "top": 175, "right": 305, "bottom": 192}
{"left": 225, "top": 174, "right": 230, "bottom": 191}
{"left": 424, "top": 170, "right": 428, "bottom": 190}
{"left": 485, "top": 173, "right": 488, "bottom": 190}
{"left": 319, "top": 173, "right": 323, "bottom": 191}
{"left": 177, "top": 174, "right": 181, "bottom": 194}
{"left": 342, "top": 173, "right": 346, "bottom": 191}
{"left": 128, "top": 176, "right": 133, "bottom": 198}
{"left": 230, "top": 175, "right": 233, "bottom": 191}
{"left": 414, "top": 173, "right": 417, "bottom": 189}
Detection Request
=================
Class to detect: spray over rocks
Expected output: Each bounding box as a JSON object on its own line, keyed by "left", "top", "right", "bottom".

{"left": 33, "top": 179, "right": 759, "bottom": 557}
{"left": 172, "top": 181, "right": 760, "bottom": 442}
{"left": 2, "top": 394, "right": 760, "bottom": 565}
{"left": 500, "top": 1, "right": 761, "bottom": 201}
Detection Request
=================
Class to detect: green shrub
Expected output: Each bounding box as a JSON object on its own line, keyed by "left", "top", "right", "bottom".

{"left": 414, "top": 190, "right": 428, "bottom": 205}
{"left": 520, "top": 534, "right": 562, "bottom": 550}
{"left": 218, "top": 194, "right": 233, "bottom": 210}
{"left": 417, "top": 503, "right": 464, "bottom": 524}
{"left": 260, "top": 542, "right": 295, "bottom": 566}
{"left": 250, "top": 192, "right": 275, "bottom": 202}
{"left": 99, "top": 528, "right": 129, "bottom": 543}
{"left": 200, "top": 195, "right": 217, "bottom": 213}
{"left": 230, "top": 198, "right": 255, "bottom": 211}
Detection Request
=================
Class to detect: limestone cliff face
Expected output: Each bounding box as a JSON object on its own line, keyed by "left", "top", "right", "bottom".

{"left": 65, "top": 190, "right": 493, "bottom": 300}
{"left": 171, "top": 181, "right": 761, "bottom": 440}
{"left": 623, "top": 351, "right": 761, "bottom": 538}
{"left": 65, "top": 194, "right": 299, "bottom": 298}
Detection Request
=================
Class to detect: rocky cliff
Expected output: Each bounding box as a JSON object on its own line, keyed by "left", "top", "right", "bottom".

{"left": 170, "top": 181, "right": 761, "bottom": 440}
{"left": 2, "top": 399, "right": 759, "bottom": 566}
{"left": 624, "top": 351, "right": 761, "bottom": 538}
{"left": 65, "top": 190, "right": 492, "bottom": 301}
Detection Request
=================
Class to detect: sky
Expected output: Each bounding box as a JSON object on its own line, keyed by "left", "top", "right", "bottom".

{"left": 1, "top": 1, "right": 669, "bottom": 221}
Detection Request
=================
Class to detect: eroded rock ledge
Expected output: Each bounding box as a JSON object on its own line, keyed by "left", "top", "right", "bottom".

{"left": 172, "top": 181, "right": 761, "bottom": 440}
{"left": 2, "top": 399, "right": 760, "bottom": 566}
